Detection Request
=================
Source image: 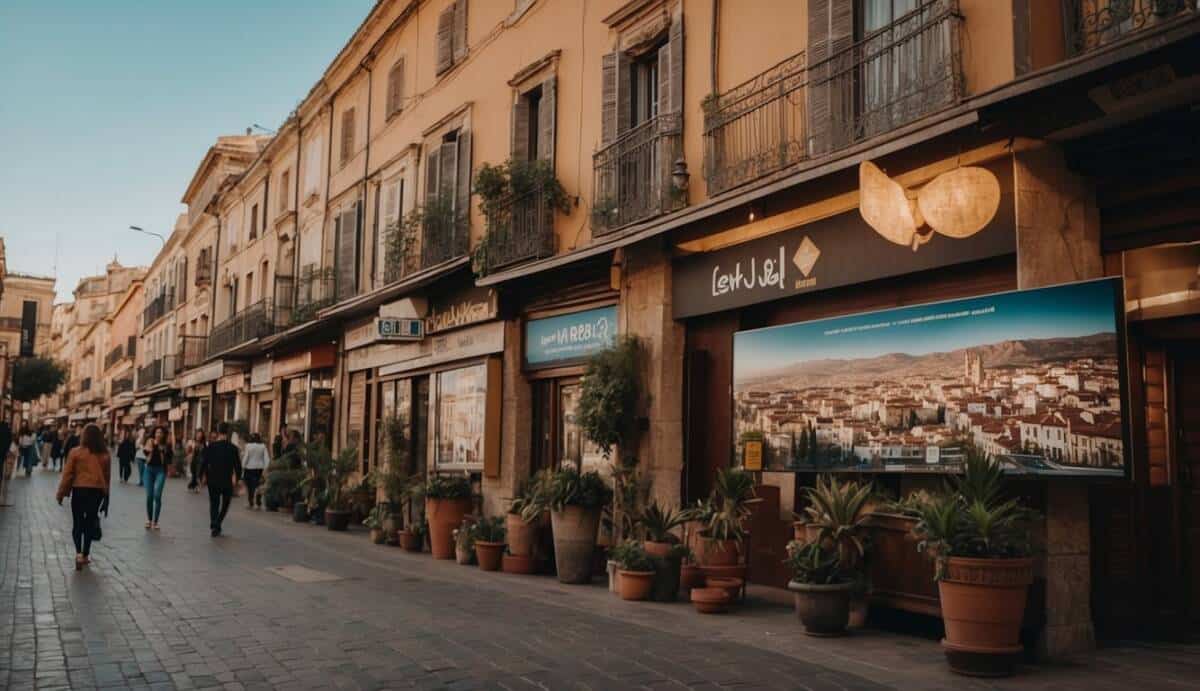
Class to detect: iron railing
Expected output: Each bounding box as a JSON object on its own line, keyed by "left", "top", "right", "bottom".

{"left": 110, "top": 375, "right": 134, "bottom": 396}
{"left": 142, "top": 289, "right": 175, "bottom": 327}
{"left": 421, "top": 206, "right": 470, "bottom": 269}
{"left": 283, "top": 270, "right": 337, "bottom": 326}
{"left": 179, "top": 335, "right": 208, "bottom": 370}
{"left": 195, "top": 253, "right": 213, "bottom": 286}
{"left": 592, "top": 112, "right": 684, "bottom": 235}
{"left": 206, "top": 300, "right": 285, "bottom": 357}
{"left": 480, "top": 185, "right": 557, "bottom": 273}
{"left": 381, "top": 224, "right": 417, "bottom": 285}
{"left": 104, "top": 344, "right": 125, "bottom": 371}
{"left": 136, "top": 355, "right": 177, "bottom": 391}
{"left": 1063, "top": 0, "right": 1195, "bottom": 55}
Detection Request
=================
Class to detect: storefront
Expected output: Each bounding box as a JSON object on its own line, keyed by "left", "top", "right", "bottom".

{"left": 273, "top": 343, "right": 337, "bottom": 445}
{"left": 248, "top": 359, "right": 274, "bottom": 436}
{"left": 215, "top": 371, "right": 246, "bottom": 426}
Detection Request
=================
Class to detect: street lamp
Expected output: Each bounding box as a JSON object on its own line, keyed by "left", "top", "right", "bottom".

{"left": 128, "top": 225, "right": 165, "bottom": 246}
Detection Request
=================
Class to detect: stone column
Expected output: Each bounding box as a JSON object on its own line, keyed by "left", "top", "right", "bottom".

{"left": 484, "top": 318, "right": 532, "bottom": 516}
{"left": 620, "top": 242, "right": 686, "bottom": 506}
{"left": 1013, "top": 144, "right": 1102, "bottom": 658}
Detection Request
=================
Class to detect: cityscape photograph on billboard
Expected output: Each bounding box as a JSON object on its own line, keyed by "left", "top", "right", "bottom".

{"left": 732, "top": 278, "right": 1127, "bottom": 476}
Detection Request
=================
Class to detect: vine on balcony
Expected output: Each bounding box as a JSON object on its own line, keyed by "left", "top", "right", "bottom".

{"left": 471, "top": 159, "right": 570, "bottom": 275}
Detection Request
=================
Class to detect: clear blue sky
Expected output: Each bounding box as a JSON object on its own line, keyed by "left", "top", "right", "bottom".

{"left": 0, "top": 0, "right": 374, "bottom": 300}
{"left": 734, "top": 279, "right": 1121, "bottom": 379}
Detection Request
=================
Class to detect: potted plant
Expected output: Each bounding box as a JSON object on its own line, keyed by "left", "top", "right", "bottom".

{"left": 689, "top": 468, "right": 757, "bottom": 567}
{"left": 639, "top": 501, "right": 684, "bottom": 558}
{"left": 506, "top": 476, "right": 540, "bottom": 560}
{"left": 319, "top": 447, "right": 358, "bottom": 532}
{"left": 912, "top": 450, "right": 1038, "bottom": 677}
{"left": 401, "top": 518, "right": 426, "bottom": 552}
{"left": 371, "top": 414, "right": 411, "bottom": 542}
{"left": 425, "top": 473, "right": 473, "bottom": 559}
{"left": 471, "top": 516, "right": 506, "bottom": 572}
{"left": 397, "top": 475, "right": 425, "bottom": 548}
{"left": 453, "top": 519, "right": 476, "bottom": 565}
{"left": 540, "top": 468, "right": 613, "bottom": 584}
{"left": 364, "top": 504, "right": 389, "bottom": 545}
{"left": 610, "top": 541, "right": 656, "bottom": 601}
{"left": 800, "top": 475, "right": 873, "bottom": 627}
{"left": 785, "top": 541, "right": 855, "bottom": 637}
{"left": 651, "top": 544, "right": 690, "bottom": 603}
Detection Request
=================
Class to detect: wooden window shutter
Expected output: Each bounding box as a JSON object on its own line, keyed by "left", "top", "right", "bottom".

{"left": 601, "top": 52, "right": 618, "bottom": 145}
{"left": 452, "top": 0, "right": 468, "bottom": 62}
{"left": 438, "top": 139, "right": 459, "bottom": 207}
{"left": 424, "top": 149, "right": 441, "bottom": 205}
{"left": 387, "top": 59, "right": 404, "bottom": 116}
{"left": 341, "top": 108, "right": 355, "bottom": 166}
{"left": 279, "top": 170, "right": 289, "bottom": 211}
{"left": 807, "top": 0, "right": 832, "bottom": 155}
{"left": 455, "top": 130, "right": 472, "bottom": 225}
{"left": 538, "top": 76, "right": 557, "bottom": 166}
{"left": 657, "top": 44, "right": 671, "bottom": 117}
{"left": 336, "top": 205, "right": 358, "bottom": 300}
{"left": 668, "top": 6, "right": 684, "bottom": 115}
{"left": 436, "top": 5, "right": 455, "bottom": 74}
{"left": 616, "top": 52, "right": 632, "bottom": 136}
{"left": 511, "top": 97, "right": 531, "bottom": 162}
{"left": 829, "top": 0, "right": 853, "bottom": 149}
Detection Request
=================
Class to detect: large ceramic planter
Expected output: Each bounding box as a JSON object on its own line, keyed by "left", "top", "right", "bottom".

{"left": 506, "top": 514, "right": 538, "bottom": 558}
{"left": 690, "top": 587, "right": 730, "bottom": 614}
{"left": 369, "top": 528, "right": 387, "bottom": 545}
{"left": 550, "top": 505, "right": 601, "bottom": 584}
{"left": 292, "top": 502, "right": 309, "bottom": 523}
{"left": 788, "top": 580, "right": 854, "bottom": 637}
{"left": 699, "top": 537, "right": 739, "bottom": 566}
{"left": 617, "top": 570, "right": 655, "bottom": 601}
{"left": 938, "top": 557, "right": 1034, "bottom": 677}
{"left": 680, "top": 563, "right": 705, "bottom": 591}
{"left": 502, "top": 553, "right": 536, "bottom": 574}
{"left": 643, "top": 540, "right": 673, "bottom": 559}
{"left": 400, "top": 529, "right": 424, "bottom": 553}
{"left": 426, "top": 497, "right": 472, "bottom": 560}
{"left": 325, "top": 509, "right": 351, "bottom": 532}
{"left": 651, "top": 556, "right": 682, "bottom": 602}
{"left": 475, "top": 541, "right": 505, "bottom": 572}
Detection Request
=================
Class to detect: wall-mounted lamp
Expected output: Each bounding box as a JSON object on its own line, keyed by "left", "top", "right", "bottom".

{"left": 671, "top": 158, "right": 690, "bottom": 192}
{"left": 747, "top": 205, "right": 761, "bottom": 223}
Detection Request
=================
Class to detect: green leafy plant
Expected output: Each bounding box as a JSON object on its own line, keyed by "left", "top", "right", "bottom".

{"left": 639, "top": 501, "right": 685, "bottom": 543}
{"left": 544, "top": 468, "right": 613, "bottom": 512}
{"left": 577, "top": 336, "right": 642, "bottom": 460}
{"left": 407, "top": 517, "right": 428, "bottom": 539}
{"left": 590, "top": 196, "right": 619, "bottom": 229}
{"left": 508, "top": 475, "right": 540, "bottom": 520}
{"left": 785, "top": 540, "right": 846, "bottom": 585}
{"left": 453, "top": 518, "right": 476, "bottom": 551}
{"left": 800, "top": 475, "right": 873, "bottom": 570}
{"left": 363, "top": 504, "right": 389, "bottom": 529}
{"left": 425, "top": 473, "right": 472, "bottom": 500}
{"left": 468, "top": 515, "right": 506, "bottom": 543}
{"left": 610, "top": 540, "right": 656, "bottom": 572}
{"left": 324, "top": 446, "right": 360, "bottom": 512}
{"left": 11, "top": 357, "right": 67, "bottom": 402}
{"left": 881, "top": 489, "right": 936, "bottom": 518}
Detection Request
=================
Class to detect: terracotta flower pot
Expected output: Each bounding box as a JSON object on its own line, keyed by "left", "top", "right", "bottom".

{"left": 643, "top": 540, "right": 673, "bottom": 559}
{"left": 938, "top": 557, "right": 1034, "bottom": 677}
{"left": 699, "top": 537, "right": 739, "bottom": 566}
{"left": 680, "top": 563, "right": 705, "bottom": 591}
{"left": 399, "top": 529, "right": 423, "bottom": 553}
{"left": 617, "top": 570, "right": 655, "bottom": 601}
{"left": 705, "top": 576, "right": 743, "bottom": 603}
{"left": 789, "top": 580, "right": 853, "bottom": 637}
{"left": 506, "top": 513, "right": 538, "bottom": 558}
{"left": 550, "top": 505, "right": 601, "bottom": 584}
{"left": 426, "top": 497, "right": 472, "bottom": 560}
{"left": 369, "top": 528, "right": 386, "bottom": 545}
{"left": 502, "top": 553, "right": 537, "bottom": 574}
{"left": 690, "top": 587, "right": 730, "bottom": 614}
{"left": 474, "top": 541, "right": 505, "bottom": 572}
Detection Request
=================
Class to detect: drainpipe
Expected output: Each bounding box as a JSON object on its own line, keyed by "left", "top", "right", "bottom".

{"left": 209, "top": 213, "right": 221, "bottom": 358}
{"left": 293, "top": 121, "right": 302, "bottom": 289}
{"left": 711, "top": 0, "right": 720, "bottom": 95}
{"left": 323, "top": 102, "right": 334, "bottom": 296}
{"left": 362, "top": 61, "right": 373, "bottom": 295}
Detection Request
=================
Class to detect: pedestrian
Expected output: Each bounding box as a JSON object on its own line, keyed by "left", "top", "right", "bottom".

{"left": 272, "top": 424, "right": 286, "bottom": 460}
{"left": 241, "top": 432, "right": 270, "bottom": 509}
{"left": 50, "top": 426, "right": 65, "bottom": 471}
{"left": 39, "top": 427, "right": 52, "bottom": 469}
{"left": 64, "top": 425, "right": 80, "bottom": 460}
{"left": 116, "top": 429, "right": 136, "bottom": 483}
{"left": 186, "top": 429, "right": 206, "bottom": 493}
{"left": 18, "top": 422, "right": 38, "bottom": 477}
{"left": 134, "top": 428, "right": 146, "bottom": 486}
{"left": 282, "top": 429, "right": 302, "bottom": 468}
{"left": 198, "top": 421, "right": 242, "bottom": 537}
{"left": 142, "top": 426, "right": 171, "bottom": 530}
{"left": 56, "top": 423, "right": 110, "bottom": 571}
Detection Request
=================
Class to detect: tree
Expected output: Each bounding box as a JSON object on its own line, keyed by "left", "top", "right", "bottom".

{"left": 807, "top": 425, "right": 818, "bottom": 461}
{"left": 11, "top": 357, "right": 67, "bottom": 403}
{"left": 796, "top": 428, "right": 809, "bottom": 463}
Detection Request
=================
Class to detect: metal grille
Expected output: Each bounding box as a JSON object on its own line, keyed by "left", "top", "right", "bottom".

{"left": 142, "top": 289, "right": 175, "bottom": 327}
{"left": 592, "top": 112, "right": 684, "bottom": 235}
{"left": 110, "top": 375, "right": 133, "bottom": 396}
{"left": 382, "top": 224, "right": 419, "bottom": 285}
{"left": 178, "top": 335, "right": 208, "bottom": 370}
{"left": 481, "top": 186, "right": 556, "bottom": 273}
{"left": 288, "top": 269, "right": 337, "bottom": 326}
{"left": 206, "top": 300, "right": 283, "bottom": 357}
{"left": 420, "top": 210, "right": 469, "bottom": 269}
{"left": 136, "top": 355, "right": 176, "bottom": 390}
{"left": 104, "top": 344, "right": 125, "bottom": 370}
{"left": 1063, "top": 0, "right": 1195, "bottom": 55}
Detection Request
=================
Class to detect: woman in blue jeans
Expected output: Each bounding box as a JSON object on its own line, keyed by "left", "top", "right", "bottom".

{"left": 142, "top": 426, "right": 172, "bottom": 530}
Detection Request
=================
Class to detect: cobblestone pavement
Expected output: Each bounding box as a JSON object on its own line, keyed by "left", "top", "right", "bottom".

{"left": 3, "top": 468, "right": 1199, "bottom": 691}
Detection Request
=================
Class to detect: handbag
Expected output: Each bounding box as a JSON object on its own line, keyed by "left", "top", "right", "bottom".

{"left": 87, "top": 514, "right": 102, "bottom": 542}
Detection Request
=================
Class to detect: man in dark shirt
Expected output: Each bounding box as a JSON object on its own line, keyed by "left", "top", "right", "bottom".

{"left": 198, "top": 422, "right": 242, "bottom": 537}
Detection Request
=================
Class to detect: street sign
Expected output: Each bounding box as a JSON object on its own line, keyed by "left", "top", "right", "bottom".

{"left": 377, "top": 317, "right": 424, "bottom": 341}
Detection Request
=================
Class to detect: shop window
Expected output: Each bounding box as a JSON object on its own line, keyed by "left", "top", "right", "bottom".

{"left": 434, "top": 363, "right": 487, "bottom": 470}
{"left": 533, "top": 377, "right": 603, "bottom": 474}
{"left": 283, "top": 376, "right": 308, "bottom": 438}
{"left": 257, "top": 401, "right": 272, "bottom": 437}
{"left": 376, "top": 378, "right": 418, "bottom": 477}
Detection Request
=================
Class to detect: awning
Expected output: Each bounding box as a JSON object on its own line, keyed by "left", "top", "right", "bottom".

{"left": 152, "top": 399, "right": 172, "bottom": 412}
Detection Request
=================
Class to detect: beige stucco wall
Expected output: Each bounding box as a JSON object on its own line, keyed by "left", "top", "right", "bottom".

{"left": 0, "top": 275, "right": 55, "bottom": 357}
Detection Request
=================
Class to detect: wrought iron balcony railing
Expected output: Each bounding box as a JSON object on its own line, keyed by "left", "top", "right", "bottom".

{"left": 1063, "top": 0, "right": 1195, "bottom": 56}
{"left": 206, "top": 300, "right": 286, "bottom": 357}
{"left": 104, "top": 344, "right": 125, "bottom": 371}
{"left": 195, "top": 255, "right": 213, "bottom": 286}
{"left": 421, "top": 207, "right": 470, "bottom": 270}
{"left": 704, "top": 0, "right": 963, "bottom": 195}
{"left": 480, "top": 185, "right": 557, "bottom": 273}
{"left": 278, "top": 270, "right": 337, "bottom": 326}
{"left": 179, "top": 334, "right": 208, "bottom": 370}
{"left": 142, "top": 289, "right": 175, "bottom": 327}
{"left": 136, "top": 355, "right": 176, "bottom": 391}
{"left": 592, "top": 112, "right": 684, "bottom": 235}
{"left": 110, "top": 375, "right": 134, "bottom": 397}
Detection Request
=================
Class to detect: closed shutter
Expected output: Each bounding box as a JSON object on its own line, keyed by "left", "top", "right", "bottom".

{"left": 304, "top": 136, "right": 322, "bottom": 195}
{"left": 455, "top": 130, "right": 472, "bottom": 237}
{"left": 387, "top": 59, "right": 404, "bottom": 116}
{"left": 511, "top": 97, "right": 531, "bottom": 162}
{"left": 436, "top": 5, "right": 454, "bottom": 74}
{"left": 601, "top": 52, "right": 618, "bottom": 145}
{"left": 438, "top": 140, "right": 459, "bottom": 208}
{"left": 336, "top": 205, "right": 358, "bottom": 300}
{"left": 538, "top": 76, "right": 557, "bottom": 166}
{"left": 380, "top": 179, "right": 402, "bottom": 282}
{"left": 667, "top": 7, "right": 684, "bottom": 115}
{"left": 452, "top": 0, "right": 468, "bottom": 62}
{"left": 616, "top": 52, "right": 632, "bottom": 136}
{"left": 808, "top": 0, "right": 853, "bottom": 155}
{"left": 657, "top": 45, "right": 671, "bottom": 117}
{"left": 424, "top": 149, "right": 441, "bottom": 205}
{"left": 341, "top": 108, "right": 355, "bottom": 166}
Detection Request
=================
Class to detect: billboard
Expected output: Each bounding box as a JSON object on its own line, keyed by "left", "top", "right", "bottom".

{"left": 732, "top": 278, "right": 1127, "bottom": 477}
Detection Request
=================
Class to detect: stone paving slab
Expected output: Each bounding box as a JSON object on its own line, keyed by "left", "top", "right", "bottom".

{"left": 2, "top": 467, "right": 1198, "bottom": 690}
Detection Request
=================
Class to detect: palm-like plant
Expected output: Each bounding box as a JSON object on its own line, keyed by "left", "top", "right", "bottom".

{"left": 801, "top": 475, "right": 873, "bottom": 569}
{"left": 639, "top": 501, "right": 684, "bottom": 543}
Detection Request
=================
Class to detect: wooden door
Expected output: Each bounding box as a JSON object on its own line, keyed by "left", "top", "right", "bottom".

{"left": 1171, "top": 346, "right": 1200, "bottom": 622}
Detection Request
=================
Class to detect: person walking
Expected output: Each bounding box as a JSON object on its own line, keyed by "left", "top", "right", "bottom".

{"left": 198, "top": 422, "right": 241, "bottom": 537}
{"left": 134, "top": 428, "right": 146, "bottom": 486}
{"left": 142, "top": 426, "right": 171, "bottom": 530}
{"left": 50, "top": 426, "right": 66, "bottom": 471}
{"left": 186, "top": 429, "right": 206, "bottom": 493}
{"left": 64, "top": 425, "right": 80, "bottom": 461}
{"left": 116, "top": 429, "right": 136, "bottom": 483}
{"left": 18, "top": 423, "right": 38, "bottom": 477}
{"left": 56, "top": 423, "right": 111, "bottom": 570}
{"left": 241, "top": 433, "right": 270, "bottom": 509}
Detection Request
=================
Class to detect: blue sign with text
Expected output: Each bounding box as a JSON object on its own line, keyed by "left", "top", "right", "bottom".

{"left": 524, "top": 305, "right": 618, "bottom": 368}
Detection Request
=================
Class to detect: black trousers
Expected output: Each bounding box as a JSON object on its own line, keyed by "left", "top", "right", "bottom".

{"left": 208, "top": 486, "right": 233, "bottom": 530}
{"left": 243, "top": 469, "right": 263, "bottom": 507}
{"left": 118, "top": 458, "right": 132, "bottom": 482}
{"left": 71, "top": 488, "right": 104, "bottom": 555}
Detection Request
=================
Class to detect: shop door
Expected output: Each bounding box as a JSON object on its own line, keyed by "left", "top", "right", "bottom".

{"left": 1172, "top": 346, "right": 1200, "bottom": 623}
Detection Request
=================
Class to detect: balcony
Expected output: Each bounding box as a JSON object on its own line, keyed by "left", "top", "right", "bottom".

{"left": 592, "top": 112, "right": 684, "bottom": 235}
{"left": 195, "top": 254, "right": 213, "bottom": 286}
{"left": 206, "top": 300, "right": 286, "bottom": 357}
{"left": 478, "top": 185, "right": 558, "bottom": 274}
{"left": 1063, "top": 0, "right": 1194, "bottom": 56}
{"left": 178, "top": 334, "right": 208, "bottom": 370}
{"left": 110, "top": 375, "right": 134, "bottom": 396}
{"left": 420, "top": 198, "right": 470, "bottom": 269}
{"left": 278, "top": 269, "right": 337, "bottom": 326}
{"left": 136, "top": 355, "right": 177, "bottom": 390}
{"left": 703, "top": 0, "right": 963, "bottom": 195}
{"left": 104, "top": 344, "right": 125, "bottom": 371}
{"left": 142, "top": 289, "right": 175, "bottom": 327}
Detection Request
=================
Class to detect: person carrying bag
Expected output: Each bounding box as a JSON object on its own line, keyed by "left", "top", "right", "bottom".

{"left": 56, "top": 424, "right": 111, "bottom": 570}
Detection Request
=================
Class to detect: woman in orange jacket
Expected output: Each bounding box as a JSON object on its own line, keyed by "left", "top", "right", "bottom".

{"left": 56, "top": 424, "right": 111, "bottom": 570}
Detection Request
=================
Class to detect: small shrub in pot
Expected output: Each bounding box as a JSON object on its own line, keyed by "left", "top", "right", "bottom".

{"left": 785, "top": 541, "right": 855, "bottom": 637}
{"left": 470, "top": 516, "right": 506, "bottom": 572}
{"left": 611, "top": 540, "right": 656, "bottom": 601}
{"left": 425, "top": 473, "right": 473, "bottom": 559}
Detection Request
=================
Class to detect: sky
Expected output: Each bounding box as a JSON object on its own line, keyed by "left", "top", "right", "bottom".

{"left": 0, "top": 0, "right": 374, "bottom": 301}
{"left": 734, "top": 279, "right": 1122, "bottom": 379}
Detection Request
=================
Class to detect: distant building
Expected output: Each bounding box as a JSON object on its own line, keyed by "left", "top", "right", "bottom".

{"left": 965, "top": 350, "right": 984, "bottom": 386}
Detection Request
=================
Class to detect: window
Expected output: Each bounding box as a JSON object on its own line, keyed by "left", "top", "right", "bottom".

{"left": 435, "top": 0, "right": 468, "bottom": 75}
{"left": 340, "top": 107, "right": 356, "bottom": 167}
{"left": 434, "top": 363, "right": 486, "bottom": 469}
{"left": 303, "top": 136, "right": 323, "bottom": 198}
{"left": 334, "top": 200, "right": 362, "bottom": 301}
{"left": 599, "top": 7, "right": 682, "bottom": 146}
{"left": 424, "top": 128, "right": 472, "bottom": 215}
{"left": 629, "top": 50, "right": 660, "bottom": 128}
{"left": 246, "top": 272, "right": 254, "bottom": 304}
{"left": 510, "top": 77, "right": 557, "bottom": 164}
{"left": 250, "top": 203, "right": 259, "bottom": 240}
{"left": 279, "top": 170, "right": 290, "bottom": 212}
{"left": 386, "top": 58, "right": 405, "bottom": 117}
{"left": 260, "top": 261, "right": 269, "bottom": 304}
{"left": 377, "top": 177, "right": 404, "bottom": 285}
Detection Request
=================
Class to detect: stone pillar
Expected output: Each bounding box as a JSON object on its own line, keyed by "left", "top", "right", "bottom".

{"left": 483, "top": 318, "right": 532, "bottom": 516}
{"left": 1013, "top": 144, "right": 1102, "bottom": 658}
{"left": 620, "top": 242, "right": 686, "bottom": 506}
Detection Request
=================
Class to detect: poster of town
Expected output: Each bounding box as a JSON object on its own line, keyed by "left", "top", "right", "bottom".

{"left": 732, "top": 278, "right": 1127, "bottom": 476}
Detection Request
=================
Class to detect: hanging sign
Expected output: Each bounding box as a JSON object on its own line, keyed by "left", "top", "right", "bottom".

{"left": 378, "top": 317, "right": 424, "bottom": 340}
{"left": 524, "top": 305, "right": 618, "bottom": 369}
